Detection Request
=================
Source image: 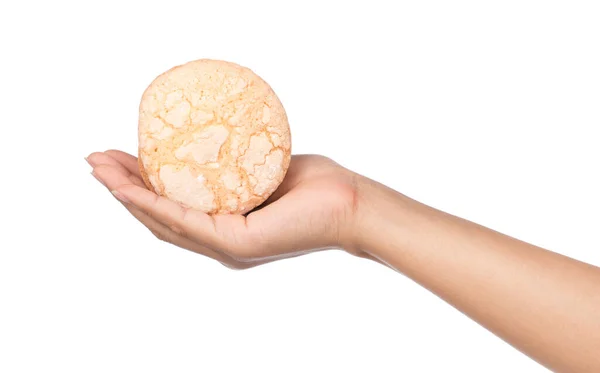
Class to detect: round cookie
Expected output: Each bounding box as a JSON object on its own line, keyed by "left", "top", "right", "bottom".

{"left": 137, "top": 59, "right": 291, "bottom": 215}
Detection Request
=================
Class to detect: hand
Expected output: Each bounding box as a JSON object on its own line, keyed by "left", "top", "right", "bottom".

{"left": 86, "top": 150, "right": 361, "bottom": 269}
{"left": 87, "top": 150, "right": 600, "bottom": 372}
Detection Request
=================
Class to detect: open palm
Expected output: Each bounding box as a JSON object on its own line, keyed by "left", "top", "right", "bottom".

{"left": 87, "top": 150, "right": 359, "bottom": 269}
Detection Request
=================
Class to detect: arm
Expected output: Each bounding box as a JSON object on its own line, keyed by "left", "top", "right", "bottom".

{"left": 88, "top": 150, "right": 600, "bottom": 373}
{"left": 352, "top": 177, "right": 600, "bottom": 373}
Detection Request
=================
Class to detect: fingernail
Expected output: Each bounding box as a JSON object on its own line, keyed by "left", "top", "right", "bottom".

{"left": 91, "top": 171, "right": 105, "bottom": 186}
{"left": 112, "top": 190, "right": 130, "bottom": 204}
{"left": 85, "top": 156, "right": 96, "bottom": 167}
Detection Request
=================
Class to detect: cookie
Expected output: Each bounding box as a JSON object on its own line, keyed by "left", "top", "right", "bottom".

{"left": 138, "top": 59, "right": 291, "bottom": 214}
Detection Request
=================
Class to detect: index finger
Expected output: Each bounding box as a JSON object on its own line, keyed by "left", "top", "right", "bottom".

{"left": 104, "top": 149, "right": 142, "bottom": 178}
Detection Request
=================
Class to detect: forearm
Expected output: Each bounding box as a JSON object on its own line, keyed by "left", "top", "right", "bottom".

{"left": 352, "top": 177, "right": 600, "bottom": 372}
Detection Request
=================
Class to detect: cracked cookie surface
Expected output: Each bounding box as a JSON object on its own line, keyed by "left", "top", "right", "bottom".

{"left": 138, "top": 59, "right": 291, "bottom": 214}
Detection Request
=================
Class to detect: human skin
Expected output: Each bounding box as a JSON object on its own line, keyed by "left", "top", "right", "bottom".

{"left": 87, "top": 150, "right": 600, "bottom": 372}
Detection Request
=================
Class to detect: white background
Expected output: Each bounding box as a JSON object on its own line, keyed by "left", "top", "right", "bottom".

{"left": 1, "top": 1, "right": 599, "bottom": 372}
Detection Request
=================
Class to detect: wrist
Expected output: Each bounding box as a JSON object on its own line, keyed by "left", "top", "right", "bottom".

{"left": 343, "top": 175, "right": 424, "bottom": 260}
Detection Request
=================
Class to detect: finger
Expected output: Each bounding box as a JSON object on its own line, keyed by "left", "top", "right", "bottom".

{"left": 92, "top": 163, "right": 143, "bottom": 194}
{"left": 92, "top": 164, "right": 232, "bottom": 264}
{"left": 87, "top": 152, "right": 146, "bottom": 188}
{"left": 125, "top": 204, "right": 231, "bottom": 264}
{"left": 110, "top": 183, "right": 248, "bottom": 252}
{"left": 104, "top": 149, "right": 142, "bottom": 178}
{"left": 95, "top": 165, "right": 255, "bottom": 260}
